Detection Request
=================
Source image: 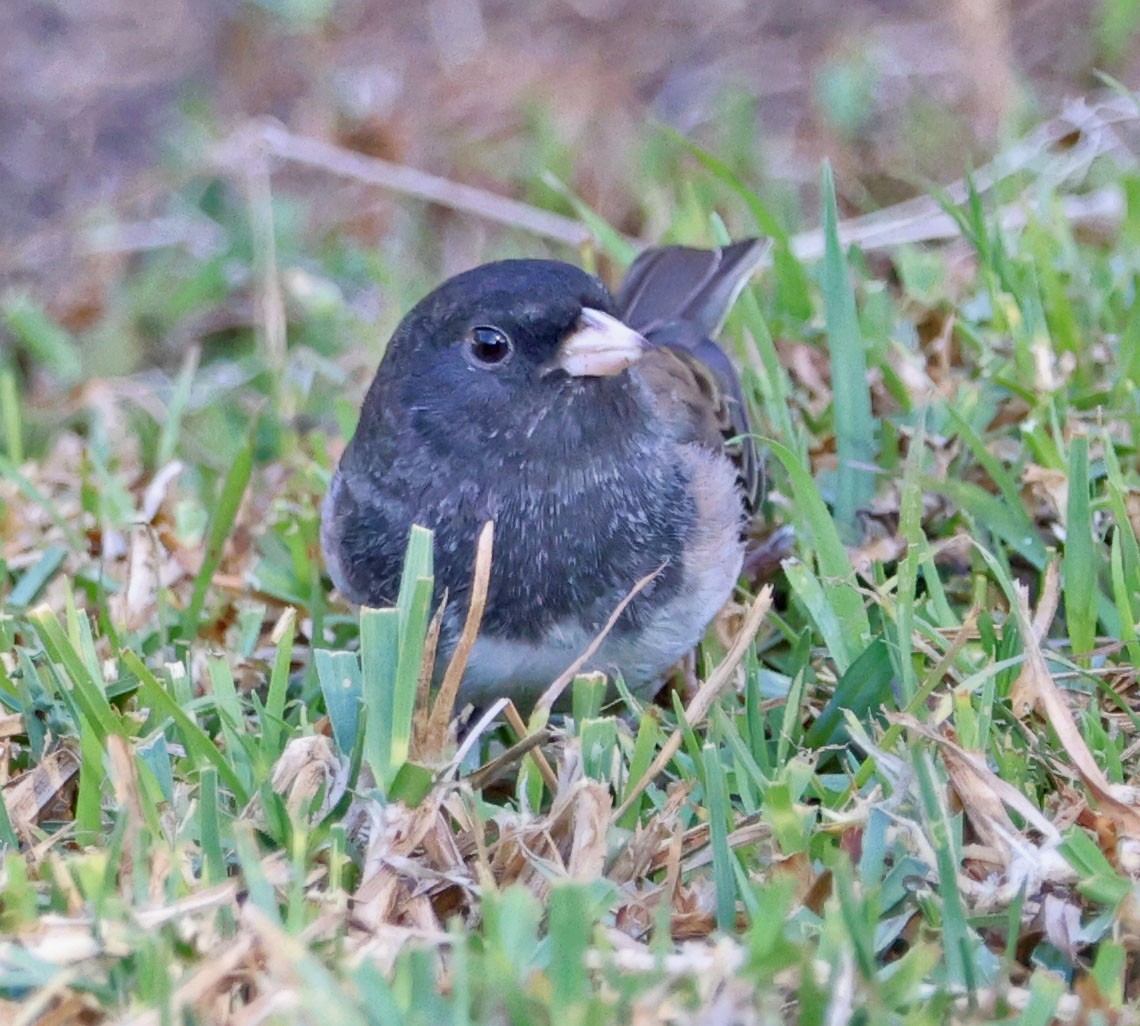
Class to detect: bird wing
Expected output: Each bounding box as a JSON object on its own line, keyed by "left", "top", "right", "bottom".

{"left": 615, "top": 240, "right": 768, "bottom": 515}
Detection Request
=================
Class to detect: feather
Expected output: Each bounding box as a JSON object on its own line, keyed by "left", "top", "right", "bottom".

{"left": 616, "top": 240, "right": 767, "bottom": 515}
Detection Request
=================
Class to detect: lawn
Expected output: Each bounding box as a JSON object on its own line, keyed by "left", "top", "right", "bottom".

{"left": 2, "top": 83, "right": 1140, "bottom": 1024}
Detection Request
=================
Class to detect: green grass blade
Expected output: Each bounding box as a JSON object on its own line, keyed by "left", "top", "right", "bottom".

{"left": 929, "top": 477, "right": 1048, "bottom": 570}
{"left": 833, "top": 857, "right": 877, "bottom": 980}
{"left": 548, "top": 883, "right": 593, "bottom": 1011}
{"left": 701, "top": 743, "right": 737, "bottom": 933}
{"left": 820, "top": 162, "right": 877, "bottom": 538}
{"left": 125, "top": 650, "right": 249, "bottom": 802}
{"left": 261, "top": 607, "right": 295, "bottom": 761}
{"left": 198, "top": 766, "right": 226, "bottom": 885}
{"left": 913, "top": 747, "right": 976, "bottom": 994}
{"left": 315, "top": 649, "right": 363, "bottom": 756}
{"left": 618, "top": 711, "right": 663, "bottom": 830}
{"left": 1015, "top": 973, "right": 1064, "bottom": 1026}
{"left": 782, "top": 559, "right": 853, "bottom": 672}
{"left": 391, "top": 528, "right": 434, "bottom": 778}
{"left": 1063, "top": 434, "right": 1096, "bottom": 657}
{"left": 945, "top": 406, "right": 1028, "bottom": 521}
{"left": 356, "top": 528, "right": 434, "bottom": 793}
{"left": 156, "top": 345, "right": 200, "bottom": 468}
{"left": 1102, "top": 432, "right": 1140, "bottom": 570}
{"left": 360, "top": 606, "right": 400, "bottom": 786}
{"left": 182, "top": 422, "right": 256, "bottom": 637}
{"left": 1115, "top": 290, "right": 1140, "bottom": 393}
{"left": 2, "top": 293, "right": 83, "bottom": 384}
{"left": 7, "top": 546, "right": 67, "bottom": 610}
{"left": 232, "top": 821, "right": 279, "bottom": 920}
{"left": 776, "top": 663, "right": 809, "bottom": 768}
{"left": 0, "top": 368, "right": 23, "bottom": 464}
{"left": 0, "top": 785, "right": 18, "bottom": 848}
{"left": 769, "top": 439, "right": 870, "bottom": 654}
{"left": 737, "top": 287, "right": 801, "bottom": 457}
{"left": 1110, "top": 533, "right": 1140, "bottom": 666}
{"left": 803, "top": 637, "right": 893, "bottom": 749}
{"left": 894, "top": 407, "right": 928, "bottom": 702}
{"left": 75, "top": 717, "right": 106, "bottom": 841}
{"left": 207, "top": 654, "right": 253, "bottom": 790}
{"left": 29, "top": 605, "right": 121, "bottom": 741}
{"left": 539, "top": 173, "right": 637, "bottom": 266}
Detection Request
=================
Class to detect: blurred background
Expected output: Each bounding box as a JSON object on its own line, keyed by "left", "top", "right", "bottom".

{"left": 1, "top": 0, "right": 1138, "bottom": 380}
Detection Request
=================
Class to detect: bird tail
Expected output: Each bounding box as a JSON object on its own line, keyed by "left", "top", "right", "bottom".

{"left": 614, "top": 238, "right": 770, "bottom": 337}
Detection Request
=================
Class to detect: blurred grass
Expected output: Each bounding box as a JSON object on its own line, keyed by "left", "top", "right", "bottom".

{"left": 3, "top": 87, "right": 1140, "bottom": 1024}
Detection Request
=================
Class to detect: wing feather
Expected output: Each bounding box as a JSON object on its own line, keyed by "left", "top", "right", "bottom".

{"left": 616, "top": 240, "right": 767, "bottom": 515}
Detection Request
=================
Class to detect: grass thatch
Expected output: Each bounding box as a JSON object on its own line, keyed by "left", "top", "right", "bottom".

{"left": 3, "top": 92, "right": 1140, "bottom": 1024}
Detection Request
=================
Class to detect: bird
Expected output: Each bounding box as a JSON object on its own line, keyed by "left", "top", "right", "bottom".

{"left": 321, "top": 239, "right": 767, "bottom": 710}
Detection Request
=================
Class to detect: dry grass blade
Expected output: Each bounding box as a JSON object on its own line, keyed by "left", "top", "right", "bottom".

{"left": 535, "top": 564, "right": 666, "bottom": 715}
{"left": 791, "top": 183, "right": 1122, "bottom": 262}
{"left": 9, "top": 987, "right": 96, "bottom": 1026}
{"left": 920, "top": 606, "right": 978, "bottom": 692}
{"left": 267, "top": 734, "right": 349, "bottom": 821}
{"left": 0, "top": 712, "right": 24, "bottom": 740}
{"left": 412, "top": 598, "right": 448, "bottom": 741}
{"left": 106, "top": 734, "right": 145, "bottom": 848}
{"left": 1030, "top": 560, "right": 1062, "bottom": 640}
{"left": 503, "top": 701, "right": 558, "bottom": 793}
{"left": 893, "top": 713, "right": 1062, "bottom": 846}
{"left": 467, "top": 726, "right": 553, "bottom": 792}
{"left": 788, "top": 96, "right": 1137, "bottom": 261}
{"left": 134, "top": 883, "right": 242, "bottom": 928}
{"left": 209, "top": 98, "right": 1139, "bottom": 276}
{"left": 3, "top": 743, "right": 80, "bottom": 840}
{"left": 219, "top": 122, "right": 596, "bottom": 249}
{"left": 1008, "top": 568, "right": 1140, "bottom": 837}
{"left": 608, "top": 784, "right": 690, "bottom": 884}
{"left": 446, "top": 697, "right": 510, "bottom": 777}
{"left": 646, "top": 815, "right": 769, "bottom": 874}
{"left": 354, "top": 799, "right": 449, "bottom": 929}
{"left": 565, "top": 779, "right": 611, "bottom": 880}
{"left": 482, "top": 775, "right": 614, "bottom": 894}
{"left": 613, "top": 586, "right": 773, "bottom": 822}
{"left": 417, "top": 521, "right": 494, "bottom": 759}
{"left": 1009, "top": 561, "right": 1061, "bottom": 718}
{"left": 118, "top": 934, "right": 256, "bottom": 1026}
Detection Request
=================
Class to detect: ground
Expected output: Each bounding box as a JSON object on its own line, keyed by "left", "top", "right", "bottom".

{"left": 4, "top": 2, "right": 1140, "bottom": 1024}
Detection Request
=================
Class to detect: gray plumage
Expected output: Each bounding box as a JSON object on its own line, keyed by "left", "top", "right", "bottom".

{"left": 321, "top": 241, "right": 766, "bottom": 708}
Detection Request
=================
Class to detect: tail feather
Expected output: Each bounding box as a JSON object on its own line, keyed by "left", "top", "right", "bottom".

{"left": 615, "top": 238, "right": 769, "bottom": 337}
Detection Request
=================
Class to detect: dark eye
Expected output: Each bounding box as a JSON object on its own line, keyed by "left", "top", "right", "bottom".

{"left": 464, "top": 326, "right": 513, "bottom": 368}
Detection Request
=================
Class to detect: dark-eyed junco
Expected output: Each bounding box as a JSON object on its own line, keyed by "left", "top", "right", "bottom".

{"left": 321, "top": 240, "right": 767, "bottom": 709}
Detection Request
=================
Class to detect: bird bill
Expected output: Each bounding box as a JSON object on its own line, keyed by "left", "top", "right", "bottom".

{"left": 551, "top": 307, "right": 647, "bottom": 377}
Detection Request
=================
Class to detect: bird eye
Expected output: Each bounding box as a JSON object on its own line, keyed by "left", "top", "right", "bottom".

{"left": 464, "top": 326, "right": 513, "bottom": 368}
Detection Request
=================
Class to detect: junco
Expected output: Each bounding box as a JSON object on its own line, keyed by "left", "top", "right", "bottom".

{"left": 321, "top": 240, "right": 767, "bottom": 709}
